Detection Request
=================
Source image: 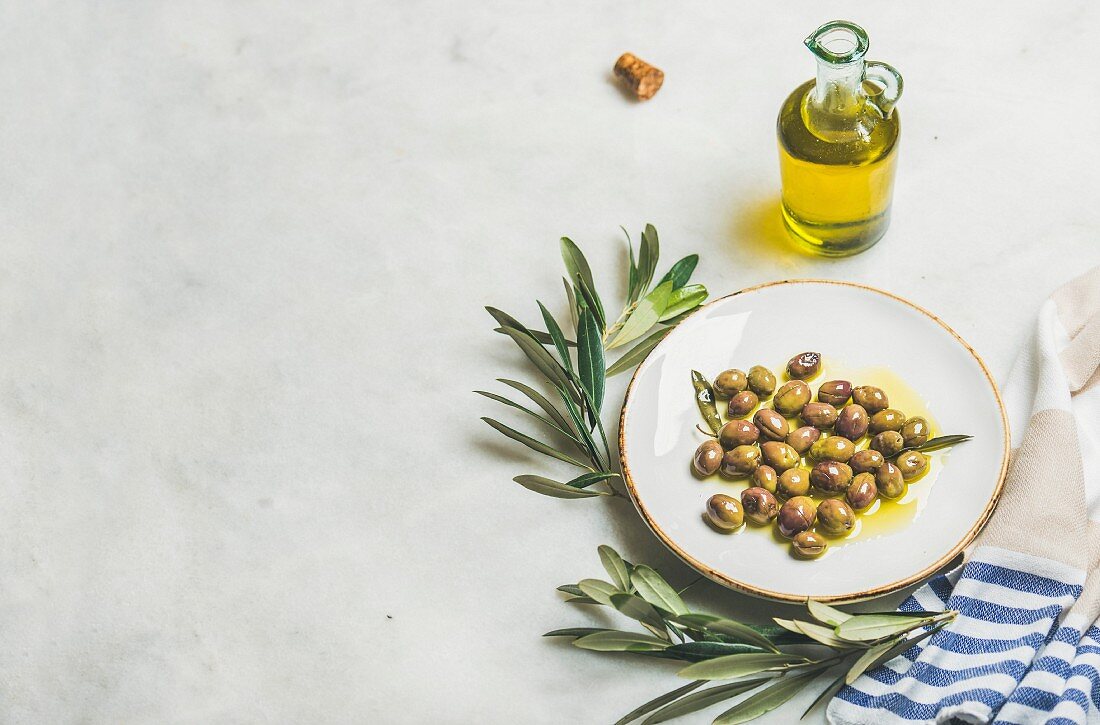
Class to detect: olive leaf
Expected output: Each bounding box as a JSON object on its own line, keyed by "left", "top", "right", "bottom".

{"left": 563, "top": 277, "right": 579, "bottom": 330}
{"left": 599, "top": 545, "right": 632, "bottom": 592}
{"left": 574, "top": 274, "right": 607, "bottom": 333}
{"left": 512, "top": 474, "right": 609, "bottom": 498}
{"left": 560, "top": 237, "right": 601, "bottom": 320}
{"left": 577, "top": 578, "right": 621, "bottom": 606}
{"left": 543, "top": 627, "right": 613, "bottom": 638}
{"left": 636, "top": 223, "right": 660, "bottom": 293}
{"left": 538, "top": 301, "right": 573, "bottom": 373}
{"left": 474, "top": 390, "right": 581, "bottom": 446}
{"left": 496, "top": 326, "right": 574, "bottom": 394}
{"left": 608, "top": 281, "right": 674, "bottom": 349}
{"left": 665, "top": 641, "right": 767, "bottom": 661}
{"left": 677, "top": 652, "right": 806, "bottom": 681}
{"left": 606, "top": 327, "right": 672, "bottom": 377}
{"left": 844, "top": 640, "right": 894, "bottom": 684}
{"left": 806, "top": 600, "right": 853, "bottom": 627}
{"left": 484, "top": 419, "right": 592, "bottom": 469}
{"left": 691, "top": 370, "right": 723, "bottom": 434}
{"left": 845, "top": 621, "right": 949, "bottom": 685}
{"left": 567, "top": 472, "right": 618, "bottom": 489}
{"left": 556, "top": 584, "right": 585, "bottom": 597}
{"left": 556, "top": 388, "right": 603, "bottom": 469}
{"left": 573, "top": 630, "right": 670, "bottom": 652}
{"left": 712, "top": 668, "right": 827, "bottom": 725}
{"left": 656, "top": 254, "right": 699, "bottom": 290}
{"left": 790, "top": 620, "right": 859, "bottom": 649}
{"left": 624, "top": 227, "right": 642, "bottom": 305}
{"left": 575, "top": 307, "right": 605, "bottom": 417}
{"left": 658, "top": 284, "right": 707, "bottom": 322}
{"left": 893, "top": 434, "right": 973, "bottom": 457}
{"left": 610, "top": 593, "right": 669, "bottom": 637}
{"left": 496, "top": 378, "right": 574, "bottom": 434}
{"left": 630, "top": 565, "right": 688, "bottom": 616}
{"left": 639, "top": 678, "right": 773, "bottom": 724}
{"left": 613, "top": 679, "right": 706, "bottom": 725}
{"left": 673, "top": 614, "right": 781, "bottom": 654}
{"left": 835, "top": 613, "right": 936, "bottom": 642}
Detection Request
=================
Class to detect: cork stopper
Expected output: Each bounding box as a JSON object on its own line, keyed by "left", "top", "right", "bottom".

{"left": 613, "top": 53, "right": 664, "bottom": 101}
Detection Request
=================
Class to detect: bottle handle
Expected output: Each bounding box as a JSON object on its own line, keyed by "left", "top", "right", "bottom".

{"left": 864, "top": 61, "right": 903, "bottom": 118}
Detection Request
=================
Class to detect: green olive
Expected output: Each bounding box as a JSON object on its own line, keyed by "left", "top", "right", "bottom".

{"left": 896, "top": 451, "right": 929, "bottom": 480}
{"left": 720, "top": 445, "right": 761, "bottom": 477}
{"left": 849, "top": 449, "right": 885, "bottom": 474}
{"left": 869, "top": 409, "right": 907, "bottom": 435}
{"left": 747, "top": 365, "right": 777, "bottom": 399}
{"left": 774, "top": 380, "right": 811, "bottom": 416}
{"left": 786, "top": 352, "right": 822, "bottom": 380}
{"left": 727, "top": 390, "right": 759, "bottom": 418}
{"left": 754, "top": 408, "right": 790, "bottom": 442}
{"left": 786, "top": 425, "right": 822, "bottom": 455}
{"left": 692, "top": 439, "right": 723, "bottom": 476}
{"left": 846, "top": 472, "right": 878, "bottom": 510}
{"left": 876, "top": 461, "right": 906, "bottom": 499}
{"left": 792, "top": 530, "right": 828, "bottom": 558}
{"left": 713, "top": 369, "right": 748, "bottom": 398}
{"left": 869, "top": 430, "right": 905, "bottom": 457}
{"left": 778, "top": 495, "right": 817, "bottom": 538}
{"left": 852, "top": 386, "right": 890, "bottom": 414}
{"left": 776, "top": 468, "right": 811, "bottom": 499}
{"left": 817, "top": 498, "right": 856, "bottom": 536}
{"left": 810, "top": 460, "right": 854, "bottom": 496}
{"left": 760, "top": 441, "right": 800, "bottom": 472}
{"left": 818, "top": 379, "right": 852, "bottom": 406}
{"left": 719, "top": 419, "right": 759, "bottom": 449}
{"left": 809, "top": 435, "right": 855, "bottom": 463}
{"left": 741, "top": 487, "right": 779, "bottom": 525}
{"left": 901, "top": 417, "right": 930, "bottom": 447}
{"left": 752, "top": 465, "right": 779, "bottom": 493}
{"left": 800, "top": 402, "right": 838, "bottom": 428}
{"left": 704, "top": 494, "right": 744, "bottom": 532}
{"left": 834, "top": 404, "right": 869, "bottom": 440}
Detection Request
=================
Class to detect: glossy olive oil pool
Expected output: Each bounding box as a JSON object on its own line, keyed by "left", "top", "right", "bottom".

{"left": 769, "top": 361, "right": 939, "bottom": 557}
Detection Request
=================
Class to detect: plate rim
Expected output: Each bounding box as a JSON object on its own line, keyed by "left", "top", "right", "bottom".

{"left": 617, "top": 278, "right": 1010, "bottom": 604}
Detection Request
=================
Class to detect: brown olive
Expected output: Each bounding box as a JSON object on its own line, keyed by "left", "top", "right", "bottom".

{"left": 852, "top": 386, "right": 889, "bottom": 414}
{"left": 713, "top": 369, "right": 748, "bottom": 398}
{"left": 846, "top": 473, "right": 878, "bottom": 510}
{"left": 778, "top": 496, "right": 817, "bottom": 538}
{"left": 901, "top": 417, "right": 930, "bottom": 447}
{"left": 747, "top": 365, "right": 777, "bottom": 399}
{"left": 809, "top": 435, "right": 855, "bottom": 463}
{"left": 817, "top": 499, "right": 856, "bottom": 536}
{"left": 849, "top": 448, "right": 885, "bottom": 474}
{"left": 727, "top": 390, "right": 759, "bottom": 418}
{"left": 704, "top": 494, "right": 744, "bottom": 532}
{"left": 786, "top": 425, "right": 822, "bottom": 455}
{"left": 719, "top": 419, "right": 759, "bottom": 449}
{"left": 870, "top": 430, "right": 905, "bottom": 457}
{"left": 876, "top": 461, "right": 906, "bottom": 499}
{"left": 834, "top": 404, "right": 869, "bottom": 440}
{"left": 818, "top": 380, "right": 852, "bottom": 406}
{"left": 754, "top": 408, "right": 790, "bottom": 442}
{"left": 692, "top": 439, "right": 723, "bottom": 476}
{"left": 896, "top": 451, "right": 929, "bottom": 480}
{"left": 774, "top": 380, "right": 811, "bottom": 416}
{"left": 741, "top": 487, "right": 780, "bottom": 525}
{"left": 786, "top": 352, "right": 821, "bottom": 380}
{"left": 792, "top": 530, "right": 828, "bottom": 558}
{"left": 720, "top": 445, "right": 761, "bottom": 477}
{"left": 869, "top": 409, "right": 907, "bottom": 435}
{"left": 776, "top": 468, "right": 811, "bottom": 499}
{"left": 810, "top": 460, "right": 854, "bottom": 496}
{"left": 801, "top": 402, "right": 838, "bottom": 428}
{"left": 752, "top": 465, "right": 779, "bottom": 493}
{"left": 760, "top": 441, "right": 800, "bottom": 473}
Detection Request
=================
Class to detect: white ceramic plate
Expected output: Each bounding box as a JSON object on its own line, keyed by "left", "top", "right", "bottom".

{"left": 619, "top": 280, "right": 1009, "bottom": 603}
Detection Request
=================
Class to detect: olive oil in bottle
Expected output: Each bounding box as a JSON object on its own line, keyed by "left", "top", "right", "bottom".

{"left": 777, "top": 21, "right": 903, "bottom": 256}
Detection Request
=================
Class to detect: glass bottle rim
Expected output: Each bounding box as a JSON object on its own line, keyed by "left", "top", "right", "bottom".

{"left": 805, "top": 20, "right": 869, "bottom": 65}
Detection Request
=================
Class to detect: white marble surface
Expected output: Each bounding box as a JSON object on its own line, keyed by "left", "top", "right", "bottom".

{"left": 3, "top": 1, "right": 1099, "bottom": 723}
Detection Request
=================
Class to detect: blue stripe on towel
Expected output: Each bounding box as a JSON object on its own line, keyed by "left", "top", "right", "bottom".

{"left": 954, "top": 561, "right": 1082, "bottom": 600}
{"left": 836, "top": 684, "right": 1005, "bottom": 720}
{"left": 864, "top": 656, "right": 1028, "bottom": 687}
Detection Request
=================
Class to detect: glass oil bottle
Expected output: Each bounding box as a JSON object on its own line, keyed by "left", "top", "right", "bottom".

{"left": 777, "top": 21, "right": 903, "bottom": 256}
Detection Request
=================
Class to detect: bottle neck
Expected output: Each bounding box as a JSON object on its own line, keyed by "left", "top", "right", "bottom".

{"left": 810, "top": 59, "right": 865, "bottom": 115}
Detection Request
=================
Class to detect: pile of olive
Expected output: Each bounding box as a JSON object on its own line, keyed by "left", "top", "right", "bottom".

{"left": 693, "top": 352, "right": 932, "bottom": 560}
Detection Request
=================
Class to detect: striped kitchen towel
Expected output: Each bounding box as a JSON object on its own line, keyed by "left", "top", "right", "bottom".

{"left": 828, "top": 266, "right": 1100, "bottom": 725}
